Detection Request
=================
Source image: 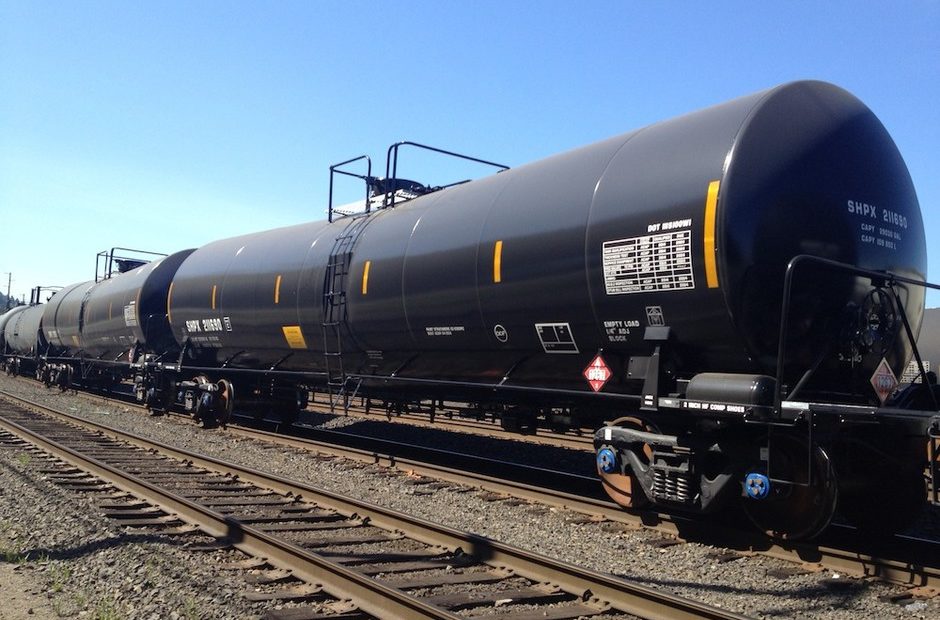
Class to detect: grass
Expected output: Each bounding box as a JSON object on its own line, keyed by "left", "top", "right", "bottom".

{"left": 0, "top": 545, "right": 26, "bottom": 563}
{"left": 143, "top": 557, "right": 159, "bottom": 587}
{"left": 93, "top": 595, "right": 120, "bottom": 620}
{"left": 181, "top": 596, "right": 201, "bottom": 619}
{"left": 49, "top": 563, "right": 71, "bottom": 593}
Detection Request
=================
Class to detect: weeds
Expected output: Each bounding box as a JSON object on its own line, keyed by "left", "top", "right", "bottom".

{"left": 49, "top": 563, "right": 72, "bottom": 592}
{"left": 0, "top": 543, "right": 25, "bottom": 563}
{"left": 93, "top": 595, "right": 120, "bottom": 620}
{"left": 181, "top": 596, "right": 201, "bottom": 619}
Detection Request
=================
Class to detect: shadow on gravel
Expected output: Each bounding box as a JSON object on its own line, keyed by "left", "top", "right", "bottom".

{"left": 295, "top": 409, "right": 597, "bottom": 476}
{"left": 611, "top": 569, "right": 873, "bottom": 614}
{"left": 12, "top": 531, "right": 193, "bottom": 564}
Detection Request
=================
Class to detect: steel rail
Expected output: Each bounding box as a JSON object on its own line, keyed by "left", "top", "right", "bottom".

{"left": 0, "top": 389, "right": 751, "bottom": 620}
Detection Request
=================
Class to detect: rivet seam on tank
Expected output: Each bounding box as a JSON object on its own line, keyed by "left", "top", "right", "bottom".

{"left": 211, "top": 285, "right": 218, "bottom": 310}
{"left": 704, "top": 180, "right": 720, "bottom": 289}
{"left": 274, "top": 275, "right": 282, "bottom": 304}
{"left": 493, "top": 240, "right": 503, "bottom": 283}
{"left": 362, "top": 261, "right": 371, "bottom": 295}
{"left": 166, "top": 283, "right": 174, "bottom": 322}
{"left": 282, "top": 325, "right": 307, "bottom": 349}
{"left": 108, "top": 302, "right": 112, "bottom": 321}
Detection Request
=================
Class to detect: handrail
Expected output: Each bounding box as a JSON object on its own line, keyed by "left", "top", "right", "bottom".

{"left": 384, "top": 141, "right": 508, "bottom": 209}
{"left": 774, "top": 254, "right": 940, "bottom": 413}
{"left": 95, "top": 247, "right": 168, "bottom": 282}
{"left": 327, "top": 154, "right": 372, "bottom": 222}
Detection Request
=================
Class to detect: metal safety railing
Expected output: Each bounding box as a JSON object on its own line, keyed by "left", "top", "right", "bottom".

{"left": 383, "top": 141, "right": 508, "bottom": 210}
{"left": 95, "top": 247, "right": 167, "bottom": 282}
{"left": 327, "top": 155, "right": 372, "bottom": 222}
{"left": 774, "top": 254, "right": 940, "bottom": 412}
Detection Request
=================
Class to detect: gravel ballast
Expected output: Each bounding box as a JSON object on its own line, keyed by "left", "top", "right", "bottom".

{"left": 0, "top": 434, "right": 293, "bottom": 619}
{"left": 1, "top": 374, "right": 938, "bottom": 619}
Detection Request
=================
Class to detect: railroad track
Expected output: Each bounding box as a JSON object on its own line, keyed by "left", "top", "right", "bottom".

{"left": 192, "top": 412, "right": 940, "bottom": 597}
{"left": 0, "top": 389, "right": 750, "bottom": 620}
{"left": 13, "top": 380, "right": 940, "bottom": 596}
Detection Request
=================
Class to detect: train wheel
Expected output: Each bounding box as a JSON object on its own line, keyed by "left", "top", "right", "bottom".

{"left": 191, "top": 375, "right": 210, "bottom": 426}
{"left": 216, "top": 380, "right": 234, "bottom": 429}
{"left": 596, "top": 416, "right": 653, "bottom": 509}
{"left": 742, "top": 435, "right": 838, "bottom": 540}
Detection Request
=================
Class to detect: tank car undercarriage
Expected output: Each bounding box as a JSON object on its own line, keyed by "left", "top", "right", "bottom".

{"left": 593, "top": 390, "right": 939, "bottom": 540}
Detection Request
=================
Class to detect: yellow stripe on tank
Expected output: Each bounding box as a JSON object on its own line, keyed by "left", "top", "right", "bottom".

{"left": 704, "top": 180, "right": 720, "bottom": 289}
{"left": 211, "top": 284, "right": 217, "bottom": 310}
{"left": 274, "top": 275, "right": 282, "bottom": 304}
{"left": 361, "top": 261, "right": 371, "bottom": 295}
{"left": 493, "top": 240, "right": 503, "bottom": 283}
{"left": 166, "top": 283, "right": 174, "bottom": 322}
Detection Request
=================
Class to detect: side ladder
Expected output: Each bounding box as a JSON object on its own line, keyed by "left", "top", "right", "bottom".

{"left": 930, "top": 417, "right": 940, "bottom": 506}
{"left": 321, "top": 215, "right": 368, "bottom": 412}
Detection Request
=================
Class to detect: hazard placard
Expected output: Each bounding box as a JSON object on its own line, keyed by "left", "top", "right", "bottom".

{"left": 584, "top": 354, "right": 612, "bottom": 392}
{"left": 870, "top": 358, "right": 898, "bottom": 405}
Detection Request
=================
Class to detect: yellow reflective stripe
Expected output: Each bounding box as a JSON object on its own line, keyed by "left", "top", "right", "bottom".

{"left": 274, "top": 275, "right": 282, "bottom": 304}
{"left": 211, "top": 284, "right": 217, "bottom": 310}
{"left": 704, "top": 180, "right": 720, "bottom": 289}
{"left": 362, "top": 260, "right": 371, "bottom": 295}
{"left": 493, "top": 240, "right": 503, "bottom": 283}
{"left": 282, "top": 325, "right": 307, "bottom": 349}
{"left": 135, "top": 288, "right": 142, "bottom": 326}
{"left": 167, "top": 283, "right": 174, "bottom": 322}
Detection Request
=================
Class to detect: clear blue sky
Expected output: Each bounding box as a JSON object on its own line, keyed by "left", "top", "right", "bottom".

{"left": 1, "top": 1, "right": 938, "bottom": 307}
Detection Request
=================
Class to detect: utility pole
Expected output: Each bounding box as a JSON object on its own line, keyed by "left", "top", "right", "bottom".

{"left": 3, "top": 272, "right": 10, "bottom": 310}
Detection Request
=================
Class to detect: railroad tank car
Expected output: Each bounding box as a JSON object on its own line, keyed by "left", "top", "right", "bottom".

{"left": 35, "top": 250, "right": 193, "bottom": 392}
{"left": 43, "top": 281, "right": 96, "bottom": 354}
{"left": 167, "top": 222, "right": 333, "bottom": 373}
{"left": 0, "top": 305, "right": 28, "bottom": 353}
{"left": 78, "top": 249, "right": 193, "bottom": 359}
{"left": 15, "top": 80, "right": 938, "bottom": 540}
{"left": 158, "top": 80, "right": 937, "bottom": 539}
{"left": 2, "top": 304, "right": 47, "bottom": 375}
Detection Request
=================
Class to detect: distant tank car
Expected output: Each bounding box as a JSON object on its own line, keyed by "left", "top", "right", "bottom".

{"left": 2, "top": 303, "right": 46, "bottom": 375}
{"left": 3, "top": 80, "right": 938, "bottom": 540}
{"left": 0, "top": 305, "right": 28, "bottom": 354}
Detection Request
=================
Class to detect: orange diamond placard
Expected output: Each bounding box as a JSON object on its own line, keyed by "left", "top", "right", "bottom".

{"left": 584, "top": 354, "right": 612, "bottom": 392}
{"left": 870, "top": 357, "right": 898, "bottom": 404}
